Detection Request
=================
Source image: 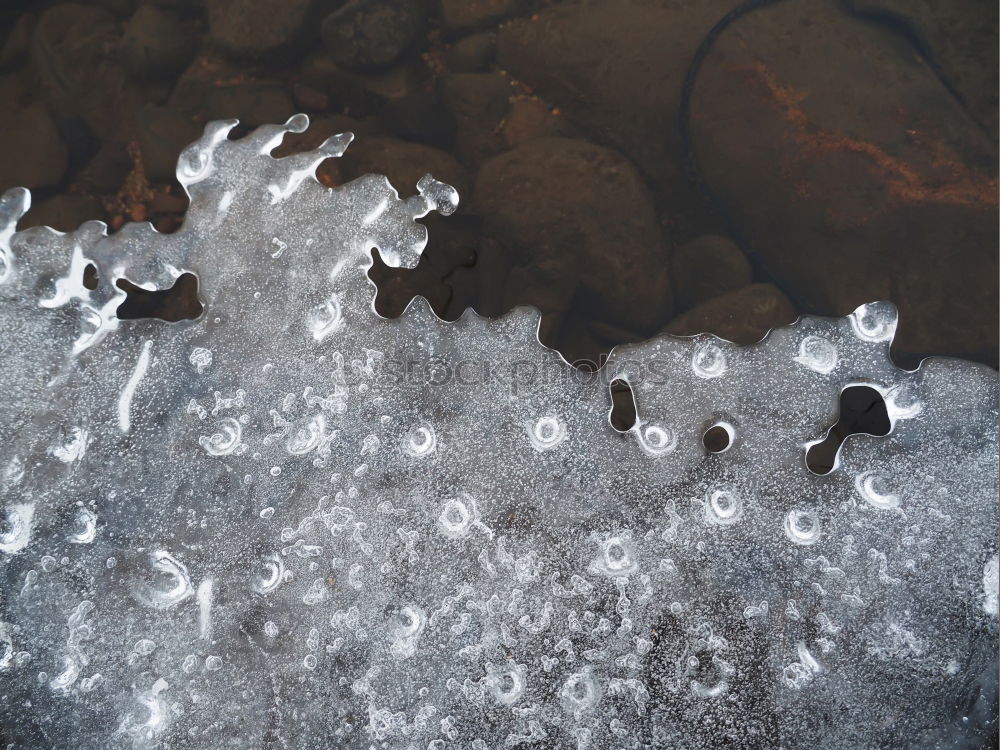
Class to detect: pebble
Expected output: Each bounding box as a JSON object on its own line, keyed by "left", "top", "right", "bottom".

{"left": 439, "top": 0, "right": 524, "bottom": 30}
{"left": 120, "top": 5, "right": 197, "bottom": 81}
{"left": 445, "top": 33, "right": 496, "bottom": 73}
{"left": 321, "top": 0, "right": 423, "bottom": 72}
{"left": 207, "top": 0, "right": 324, "bottom": 59}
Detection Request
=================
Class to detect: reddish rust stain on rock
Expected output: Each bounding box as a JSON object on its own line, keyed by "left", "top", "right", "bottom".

{"left": 748, "top": 62, "right": 997, "bottom": 211}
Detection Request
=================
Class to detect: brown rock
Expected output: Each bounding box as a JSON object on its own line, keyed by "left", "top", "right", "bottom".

{"left": 298, "top": 51, "right": 391, "bottom": 117}
{"left": 437, "top": 72, "right": 511, "bottom": 165}
{"left": 495, "top": 0, "right": 729, "bottom": 192}
{"left": 21, "top": 194, "right": 106, "bottom": 232}
{"left": 502, "top": 264, "right": 576, "bottom": 343}
{"left": 206, "top": 0, "right": 335, "bottom": 59}
{"left": 337, "top": 136, "right": 470, "bottom": 200}
{"left": 670, "top": 235, "right": 752, "bottom": 312}
{"left": 120, "top": 4, "right": 198, "bottom": 81}
{"left": 0, "top": 13, "right": 34, "bottom": 70}
{"left": 292, "top": 83, "right": 331, "bottom": 112}
{"left": 473, "top": 137, "right": 672, "bottom": 333}
{"left": 439, "top": 0, "right": 523, "bottom": 30}
{"left": 843, "top": 0, "right": 998, "bottom": 138}
{"left": 446, "top": 33, "right": 495, "bottom": 73}
{"left": 0, "top": 104, "right": 68, "bottom": 191}
{"left": 78, "top": 141, "right": 132, "bottom": 193}
{"left": 0, "top": 71, "right": 31, "bottom": 109}
{"left": 379, "top": 93, "right": 456, "bottom": 149}
{"left": 665, "top": 283, "right": 797, "bottom": 345}
{"left": 136, "top": 106, "right": 201, "bottom": 183}
{"left": 169, "top": 52, "right": 243, "bottom": 121}
{"left": 502, "top": 98, "right": 576, "bottom": 149}
{"left": 30, "top": 3, "right": 143, "bottom": 139}
{"left": 203, "top": 83, "right": 296, "bottom": 128}
{"left": 320, "top": 0, "right": 423, "bottom": 72}
{"left": 690, "top": 0, "right": 998, "bottom": 363}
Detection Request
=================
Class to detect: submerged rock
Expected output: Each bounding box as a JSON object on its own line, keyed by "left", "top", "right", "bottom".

{"left": 21, "top": 194, "right": 106, "bottom": 232}
{"left": 120, "top": 4, "right": 197, "bottom": 81}
{"left": 473, "top": 137, "right": 673, "bottom": 333}
{"left": 0, "top": 13, "right": 34, "bottom": 71}
{"left": 203, "top": 83, "right": 296, "bottom": 128}
{"left": 337, "top": 136, "right": 470, "bottom": 199}
{"left": 501, "top": 98, "right": 577, "bottom": 149}
{"left": 437, "top": 71, "right": 511, "bottom": 165}
{"left": 0, "top": 103, "right": 68, "bottom": 190}
{"left": 496, "top": 0, "right": 728, "bottom": 191}
{"left": 671, "top": 234, "right": 753, "bottom": 312}
{"left": 320, "top": 0, "right": 424, "bottom": 72}
{"left": 665, "top": 282, "right": 797, "bottom": 345}
{"left": 439, "top": 0, "right": 524, "bottom": 30}
{"left": 379, "top": 92, "right": 457, "bottom": 149}
{"left": 206, "top": 0, "right": 334, "bottom": 59}
{"left": 137, "top": 106, "right": 202, "bottom": 184}
{"left": 843, "top": 0, "right": 999, "bottom": 138}
{"left": 690, "top": 0, "right": 999, "bottom": 364}
{"left": 30, "top": 3, "right": 142, "bottom": 138}
{"left": 445, "top": 32, "right": 496, "bottom": 73}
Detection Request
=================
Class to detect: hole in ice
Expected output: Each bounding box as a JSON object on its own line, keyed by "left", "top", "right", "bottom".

{"left": 703, "top": 423, "right": 733, "bottom": 453}
{"left": 116, "top": 273, "right": 204, "bottom": 323}
{"left": 806, "top": 385, "right": 891, "bottom": 475}
{"left": 82, "top": 263, "right": 98, "bottom": 291}
{"left": 608, "top": 379, "right": 637, "bottom": 432}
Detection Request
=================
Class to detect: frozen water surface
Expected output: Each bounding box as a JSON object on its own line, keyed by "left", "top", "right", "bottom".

{"left": 0, "top": 115, "right": 996, "bottom": 749}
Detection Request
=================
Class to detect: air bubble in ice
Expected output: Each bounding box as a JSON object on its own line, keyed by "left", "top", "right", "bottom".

{"left": 199, "top": 417, "right": 243, "bottom": 456}
{"left": 783, "top": 510, "right": 821, "bottom": 546}
{"left": 526, "top": 415, "right": 567, "bottom": 452}
{"left": 703, "top": 486, "right": 743, "bottom": 526}
{"left": 129, "top": 550, "right": 193, "bottom": 609}
{"left": 794, "top": 335, "right": 838, "bottom": 374}
{"left": 403, "top": 423, "right": 437, "bottom": 457}
{"left": 692, "top": 342, "right": 726, "bottom": 378}
{"left": 854, "top": 471, "right": 901, "bottom": 510}
{"left": 189, "top": 347, "right": 213, "bottom": 373}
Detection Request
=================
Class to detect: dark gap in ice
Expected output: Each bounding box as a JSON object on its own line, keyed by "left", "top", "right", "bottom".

{"left": 703, "top": 423, "right": 732, "bottom": 453}
{"left": 609, "top": 379, "right": 637, "bottom": 432}
{"left": 115, "top": 272, "right": 204, "bottom": 322}
{"left": 82, "top": 263, "right": 98, "bottom": 290}
{"left": 806, "top": 385, "right": 891, "bottom": 475}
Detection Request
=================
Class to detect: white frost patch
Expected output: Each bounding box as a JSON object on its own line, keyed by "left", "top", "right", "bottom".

{"left": 130, "top": 550, "right": 192, "bottom": 610}
{"left": 118, "top": 340, "right": 153, "bottom": 433}
{"left": 983, "top": 555, "right": 998, "bottom": 617}
{"left": 0, "top": 502, "right": 34, "bottom": 554}
{"left": 49, "top": 427, "right": 89, "bottom": 463}
{"left": 38, "top": 244, "right": 92, "bottom": 310}
{"left": 363, "top": 198, "right": 388, "bottom": 226}
{"left": 198, "top": 578, "right": 214, "bottom": 639}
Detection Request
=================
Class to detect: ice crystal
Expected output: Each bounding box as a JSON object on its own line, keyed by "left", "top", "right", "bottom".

{"left": 0, "top": 115, "right": 996, "bottom": 748}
